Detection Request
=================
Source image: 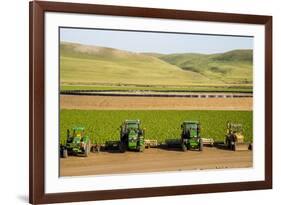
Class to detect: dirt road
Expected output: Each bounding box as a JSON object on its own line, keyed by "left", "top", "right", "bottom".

{"left": 60, "top": 147, "right": 252, "bottom": 176}
{"left": 60, "top": 95, "right": 252, "bottom": 110}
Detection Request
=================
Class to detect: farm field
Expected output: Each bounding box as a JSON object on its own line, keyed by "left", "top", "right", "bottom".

{"left": 60, "top": 84, "right": 253, "bottom": 93}
{"left": 60, "top": 95, "right": 253, "bottom": 111}
{"left": 60, "top": 110, "right": 253, "bottom": 144}
{"left": 60, "top": 147, "right": 252, "bottom": 176}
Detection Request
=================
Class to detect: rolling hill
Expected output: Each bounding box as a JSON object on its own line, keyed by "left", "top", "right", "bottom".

{"left": 60, "top": 42, "right": 213, "bottom": 86}
{"left": 60, "top": 42, "right": 253, "bottom": 87}
{"left": 160, "top": 49, "right": 253, "bottom": 84}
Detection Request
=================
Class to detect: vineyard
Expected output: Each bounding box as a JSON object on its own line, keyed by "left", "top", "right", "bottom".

{"left": 60, "top": 110, "right": 253, "bottom": 144}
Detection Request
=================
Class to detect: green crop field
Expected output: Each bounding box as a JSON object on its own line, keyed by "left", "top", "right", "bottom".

{"left": 60, "top": 110, "right": 253, "bottom": 144}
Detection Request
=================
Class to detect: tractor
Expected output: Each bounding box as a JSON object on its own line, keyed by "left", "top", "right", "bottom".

{"left": 225, "top": 122, "right": 249, "bottom": 151}
{"left": 119, "top": 120, "right": 145, "bottom": 153}
{"left": 181, "top": 121, "right": 203, "bottom": 151}
{"left": 60, "top": 127, "right": 91, "bottom": 158}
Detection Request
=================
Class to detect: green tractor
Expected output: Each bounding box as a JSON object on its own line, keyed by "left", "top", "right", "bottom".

{"left": 181, "top": 121, "right": 203, "bottom": 151}
{"left": 119, "top": 120, "right": 145, "bottom": 153}
{"left": 60, "top": 127, "right": 91, "bottom": 158}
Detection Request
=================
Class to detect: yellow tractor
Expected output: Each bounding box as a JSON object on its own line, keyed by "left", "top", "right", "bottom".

{"left": 225, "top": 122, "right": 249, "bottom": 151}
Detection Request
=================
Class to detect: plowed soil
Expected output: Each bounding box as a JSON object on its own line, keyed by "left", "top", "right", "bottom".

{"left": 60, "top": 95, "right": 252, "bottom": 110}
{"left": 60, "top": 147, "right": 252, "bottom": 176}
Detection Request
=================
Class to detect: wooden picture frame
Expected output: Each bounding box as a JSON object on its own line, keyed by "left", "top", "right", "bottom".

{"left": 29, "top": 1, "right": 272, "bottom": 204}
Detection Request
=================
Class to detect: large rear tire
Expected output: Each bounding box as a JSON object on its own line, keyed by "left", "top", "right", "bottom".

{"left": 199, "top": 139, "right": 203, "bottom": 151}
{"left": 119, "top": 142, "right": 126, "bottom": 153}
{"left": 226, "top": 139, "right": 231, "bottom": 149}
{"left": 182, "top": 143, "right": 187, "bottom": 152}
{"left": 63, "top": 149, "right": 68, "bottom": 158}
{"left": 84, "top": 143, "right": 90, "bottom": 157}
{"left": 233, "top": 143, "right": 237, "bottom": 151}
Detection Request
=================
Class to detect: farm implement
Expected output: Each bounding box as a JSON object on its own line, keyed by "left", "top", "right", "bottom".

{"left": 60, "top": 127, "right": 91, "bottom": 158}
{"left": 201, "top": 138, "right": 214, "bottom": 147}
{"left": 144, "top": 139, "right": 158, "bottom": 148}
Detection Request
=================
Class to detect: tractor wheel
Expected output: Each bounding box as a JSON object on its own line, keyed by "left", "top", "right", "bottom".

{"left": 119, "top": 142, "right": 126, "bottom": 153}
{"left": 182, "top": 143, "right": 187, "bottom": 152}
{"left": 63, "top": 149, "right": 68, "bottom": 158}
{"left": 249, "top": 143, "right": 253, "bottom": 151}
{"left": 225, "top": 138, "right": 231, "bottom": 149}
{"left": 138, "top": 145, "right": 144, "bottom": 152}
{"left": 199, "top": 139, "right": 203, "bottom": 151}
{"left": 96, "top": 145, "right": 101, "bottom": 153}
{"left": 84, "top": 143, "right": 90, "bottom": 157}
{"left": 233, "top": 143, "right": 237, "bottom": 151}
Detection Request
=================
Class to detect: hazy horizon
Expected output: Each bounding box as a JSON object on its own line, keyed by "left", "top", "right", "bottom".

{"left": 61, "top": 40, "right": 253, "bottom": 56}
{"left": 60, "top": 27, "right": 253, "bottom": 55}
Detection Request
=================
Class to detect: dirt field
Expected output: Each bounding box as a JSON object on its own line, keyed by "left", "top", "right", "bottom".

{"left": 60, "top": 95, "right": 252, "bottom": 110}
{"left": 60, "top": 147, "right": 252, "bottom": 176}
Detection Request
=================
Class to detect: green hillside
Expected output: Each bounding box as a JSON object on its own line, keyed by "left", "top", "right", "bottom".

{"left": 160, "top": 49, "right": 253, "bottom": 84}
{"left": 60, "top": 42, "right": 213, "bottom": 86}
{"left": 60, "top": 42, "right": 253, "bottom": 88}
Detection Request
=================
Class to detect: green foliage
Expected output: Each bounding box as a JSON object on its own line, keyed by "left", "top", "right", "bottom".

{"left": 60, "top": 110, "right": 253, "bottom": 144}
{"left": 160, "top": 50, "right": 253, "bottom": 84}
{"left": 212, "top": 49, "right": 253, "bottom": 62}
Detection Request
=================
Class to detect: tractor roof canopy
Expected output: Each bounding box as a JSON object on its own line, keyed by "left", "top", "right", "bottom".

{"left": 124, "top": 120, "right": 141, "bottom": 129}
{"left": 182, "top": 121, "right": 199, "bottom": 124}
{"left": 182, "top": 121, "right": 200, "bottom": 130}
{"left": 125, "top": 120, "right": 141, "bottom": 124}
{"left": 72, "top": 127, "right": 85, "bottom": 131}
{"left": 228, "top": 123, "right": 242, "bottom": 132}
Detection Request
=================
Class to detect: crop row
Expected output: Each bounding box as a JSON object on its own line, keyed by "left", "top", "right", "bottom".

{"left": 60, "top": 110, "right": 253, "bottom": 144}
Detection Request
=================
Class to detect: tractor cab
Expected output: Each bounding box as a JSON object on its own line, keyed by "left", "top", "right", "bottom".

{"left": 227, "top": 123, "right": 242, "bottom": 135}
{"left": 181, "top": 121, "right": 200, "bottom": 139}
{"left": 125, "top": 120, "right": 140, "bottom": 130}
{"left": 68, "top": 127, "right": 85, "bottom": 141}
{"left": 180, "top": 121, "right": 203, "bottom": 151}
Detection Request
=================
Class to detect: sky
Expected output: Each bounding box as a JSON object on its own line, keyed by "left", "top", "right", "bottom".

{"left": 60, "top": 27, "right": 253, "bottom": 54}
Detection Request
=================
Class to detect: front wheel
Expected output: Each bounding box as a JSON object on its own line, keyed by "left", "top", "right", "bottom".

{"left": 84, "top": 143, "right": 91, "bottom": 157}
{"left": 182, "top": 143, "right": 187, "bottom": 152}
{"left": 138, "top": 145, "right": 144, "bottom": 152}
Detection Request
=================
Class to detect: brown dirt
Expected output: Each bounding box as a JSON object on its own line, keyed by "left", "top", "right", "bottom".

{"left": 60, "top": 147, "right": 252, "bottom": 176}
{"left": 60, "top": 95, "right": 252, "bottom": 110}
